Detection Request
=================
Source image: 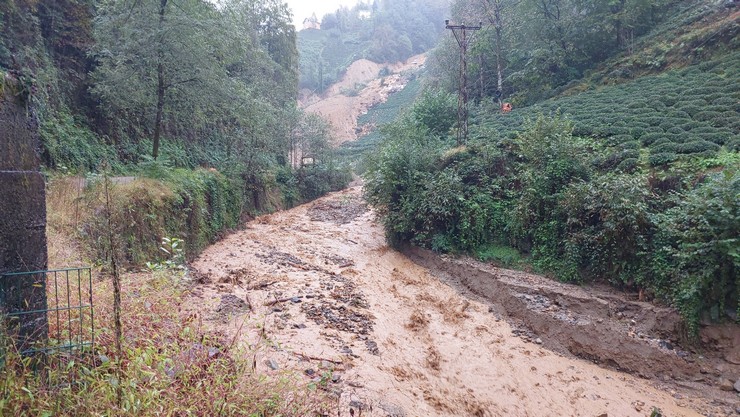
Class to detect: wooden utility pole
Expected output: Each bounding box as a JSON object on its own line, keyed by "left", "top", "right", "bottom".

{"left": 446, "top": 20, "right": 482, "bottom": 145}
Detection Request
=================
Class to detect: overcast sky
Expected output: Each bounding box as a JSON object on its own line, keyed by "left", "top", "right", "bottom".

{"left": 285, "top": 0, "right": 361, "bottom": 27}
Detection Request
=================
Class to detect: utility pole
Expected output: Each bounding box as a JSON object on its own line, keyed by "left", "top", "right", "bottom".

{"left": 446, "top": 20, "right": 482, "bottom": 145}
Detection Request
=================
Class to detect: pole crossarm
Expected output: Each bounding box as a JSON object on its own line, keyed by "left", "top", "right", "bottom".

{"left": 445, "top": 20, "right": 482, "bottom": 145}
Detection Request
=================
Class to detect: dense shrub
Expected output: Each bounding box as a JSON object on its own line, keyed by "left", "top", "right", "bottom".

{"left": 40, "top": 112, "right": 118, "bottom": 172}
{"left": 677, "top": 140, "right": 720, "bottom": 154}
{"left": 559, "top": 174, "right": 654, "bottom": 285}
{"left": 653, "top": 171, "right": 739, "bottom": 334}
{"left": 649, "top": 152, "right": 678, "bottom": 166}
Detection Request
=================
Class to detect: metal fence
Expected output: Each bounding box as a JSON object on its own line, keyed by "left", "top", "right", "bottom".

{"left": 1, "top": 267, "right": 94, "bottom": 357}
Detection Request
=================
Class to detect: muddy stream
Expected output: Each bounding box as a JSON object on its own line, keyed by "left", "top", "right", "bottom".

{"left": 186, "top": 185, "right": 739, "bottom": 417}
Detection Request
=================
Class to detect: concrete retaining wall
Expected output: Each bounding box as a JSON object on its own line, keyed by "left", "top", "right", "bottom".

{"left": 0, "top": 73, "right": 48, "bottom": 349}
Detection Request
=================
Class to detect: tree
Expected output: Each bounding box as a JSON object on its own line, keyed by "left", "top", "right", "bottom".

{"left": 91, "top": 0, "right": 237, "bottom": 159}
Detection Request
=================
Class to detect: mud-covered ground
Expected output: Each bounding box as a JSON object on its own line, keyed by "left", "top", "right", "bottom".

{"left": 186, "top": 185, "right": 739, "bottom": 417}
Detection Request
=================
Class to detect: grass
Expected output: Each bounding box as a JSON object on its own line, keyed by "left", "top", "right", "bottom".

{"left": 474, "top": 244, "right": 526, "bottom": 269}
{"left": 1, "top": 179, "right": 333, "bottom": 416}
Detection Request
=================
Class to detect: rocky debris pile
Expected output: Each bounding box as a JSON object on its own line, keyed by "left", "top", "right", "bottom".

{"left": 302, "top": 301, "right": 373, "bottom": 336}
{"left": 256, "top": 250, "right": 307, "bottom": 268}
{"left": 308, "top": 196, "right": 367, "bottom": 224}
{"left": 213, "top": 294, "right": 250, "bottom": 321}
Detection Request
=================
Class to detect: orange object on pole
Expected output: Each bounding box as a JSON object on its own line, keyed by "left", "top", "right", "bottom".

{"left": 501, "top": 102, "right": 512, "bottom": 113}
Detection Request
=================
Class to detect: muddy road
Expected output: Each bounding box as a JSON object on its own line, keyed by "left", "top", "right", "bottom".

{"left": 186, "top": 185, "right": 738, "bottom": 416}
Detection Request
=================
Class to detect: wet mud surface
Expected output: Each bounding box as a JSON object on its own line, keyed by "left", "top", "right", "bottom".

{"left": 185, "top": 185, "right": 739, "bottom": 417}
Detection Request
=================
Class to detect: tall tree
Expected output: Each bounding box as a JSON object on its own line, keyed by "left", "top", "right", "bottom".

{"left": 91, "top": 0, "right": 236, "bottom": 158}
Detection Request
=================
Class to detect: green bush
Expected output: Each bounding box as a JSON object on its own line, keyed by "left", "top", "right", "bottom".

{"left": 653, "top": 170, "right": 739, "bottom": 334}
{"left": 677, "top": 140, "right": 720, "bottom": 155}
{"left": 649, "top": 152, "right": 678, "bottom": 167}
{"left": 40, "top": 112, "right": 118, "bottom": 172}
{"left": 411, "top": 90, "right": 457, "bottom": 136}
{"left": 616, "top": 157, "right": 640, "bottom": 173}
{"left": 559, "top": 174, "right": 654, "bottom": 285}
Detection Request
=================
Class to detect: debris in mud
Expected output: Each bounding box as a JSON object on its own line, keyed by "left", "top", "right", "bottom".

{"left": 308, "top": 195, "right": 367, "bottom": 224}
{"left": 365, "top": 339, "right": 379, "bottom": 355}
{"left": 220, "top": 267, "right": 251, "bottom": 284}
{"left": 302, "top": 302, "right": 373, "bottom": 335}
{"left": 324, "top": 254, "right": 354, "bottom": 267}
{"left": 378, "top": 401, "right": 406, "bottom": 417}
{"left": 256, "top": 250, "right": 307, "bottom": 268}
{"left": 214, "top": 294, "right": 250, "bottom": 321}
{"left": 515, "top": 292, "right": 589, "bottom": 326}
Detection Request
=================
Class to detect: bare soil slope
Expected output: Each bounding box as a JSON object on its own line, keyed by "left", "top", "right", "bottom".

{"left": 186, "top": 185, "right": 737, "bottom": 417}
{"left": 300, "top": 55, "right": 425, "bottom": 145}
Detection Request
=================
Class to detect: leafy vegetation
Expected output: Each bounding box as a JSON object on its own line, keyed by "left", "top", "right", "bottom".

{"left": 366, "top": 105, "right": 738, "bottom": 333}
{"left": 2, "top": 0, "right": 349, "bottom": 224}
{"left": 429, "top": 0, "right": 739, "bottom": 106}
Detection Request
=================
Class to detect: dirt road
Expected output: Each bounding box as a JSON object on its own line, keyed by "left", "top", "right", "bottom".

{"left": 187, "top": 185, "right": 734, "bottom": 417}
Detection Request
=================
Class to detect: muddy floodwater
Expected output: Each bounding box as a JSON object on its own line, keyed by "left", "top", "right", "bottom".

{"left": 187, "top": 185, "right": 738, "bottom": 417}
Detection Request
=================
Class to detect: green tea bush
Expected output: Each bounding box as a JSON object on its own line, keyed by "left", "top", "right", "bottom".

{"left": 652, "top": 142, "right": 680, "bottom": 154}
{"left": 641, "top": 132, "right": 668, "bottom": 145}
{"left": 677, "top": 140, "right": 720, "bottom": 155}
{"left": 649, "top": 152, "right": 678, "bottom": 167}
{"left": 616, "top": 157, "right": 640, "bottom": 173}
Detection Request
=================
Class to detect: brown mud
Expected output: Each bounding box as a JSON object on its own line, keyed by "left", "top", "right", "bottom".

{"left": 185, "top": 185, "right": 739, "bottom": 416}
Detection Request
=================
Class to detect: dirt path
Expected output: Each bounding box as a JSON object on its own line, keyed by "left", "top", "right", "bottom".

{"left": 186, "top": 185, "right": 734, "bottom": 417}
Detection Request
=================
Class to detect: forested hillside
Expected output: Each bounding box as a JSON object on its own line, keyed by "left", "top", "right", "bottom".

{"left": 365, "top": 0, "right": 739, "bottom": 332}
{"left": 1, "top": 0, "right": 349, "bottom": 218}
{"left": 297, "top": 0, "right": 449, "bottom": 93}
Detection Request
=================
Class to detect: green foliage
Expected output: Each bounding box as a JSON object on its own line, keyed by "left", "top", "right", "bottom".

{"left": 364, "top": 116, "right": 444, "bottom": 247}
{"left": 294, "top": 162, "right": 352, "bottom": 203}
{"left": 653, "top": 170, "right": 739, "bottom": 334}
{"left": 559, "top": 174, "right": 655, "bottom": 285}
{"left": 411, "top": 89, "right": 457, "bottom": 136}
{"left": 474, "top": 244, "right": 524, "bottom": 268}
{"left": 84, "top": 169, "right": 241, "bottom": 267}
{"left": 367, "top": 111, "right": 738, "bottom": 332}
{"left": 146, "top": 236, "right": 185, "bottom": 271}
{"left": 39, "top": 112, "right": 118, "bottom": 172}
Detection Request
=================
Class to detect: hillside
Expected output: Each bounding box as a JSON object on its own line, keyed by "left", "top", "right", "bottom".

{"left": 300, "top": 54, "right": 425, "bottom": 145}
{"left": 296, "top": 0, "right": 448, "bottom": 94}
{"left": 365, "top": 0, "right": 739, "bottom": 337}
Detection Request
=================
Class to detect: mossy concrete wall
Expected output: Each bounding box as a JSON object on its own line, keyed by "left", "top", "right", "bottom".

{"left": 0, "top": 73, "right": 48, "bottom": 349}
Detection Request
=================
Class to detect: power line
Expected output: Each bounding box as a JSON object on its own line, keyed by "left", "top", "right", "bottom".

{"left": 446, "top": 19, "right": 482, "bottom": 145}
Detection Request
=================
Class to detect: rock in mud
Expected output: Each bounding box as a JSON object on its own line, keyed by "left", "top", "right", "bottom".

{"left": 265, "top": 359, "right": 279, "bottom": 371}
{"left": 719, "top": 377, "right": 735, "bottom": 391}
{"left": 734, "top": 378, "right": 740, "bottom": 393}
{"left": 215, "top": 294, "right": 250, "bottom": 319}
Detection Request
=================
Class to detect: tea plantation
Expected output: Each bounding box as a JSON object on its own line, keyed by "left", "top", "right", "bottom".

{"left": 472, "top": 50, "right": 740, "bottom": 169}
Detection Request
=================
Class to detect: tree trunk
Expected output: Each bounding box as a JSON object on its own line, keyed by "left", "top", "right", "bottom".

{"left": 153, "top": 0, "right": 168, "bottom": 160}
{"left": 493, "top": 1, "right": 503, "bottom": 106}
{"left": 484, "top": 0, "right": 505, "bottom": 106}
